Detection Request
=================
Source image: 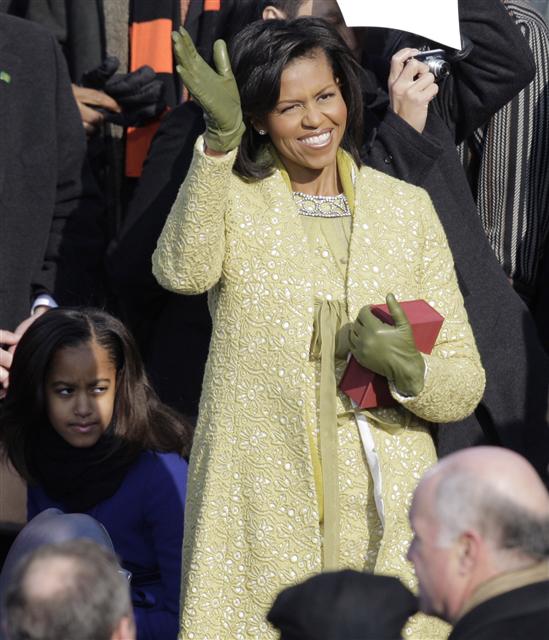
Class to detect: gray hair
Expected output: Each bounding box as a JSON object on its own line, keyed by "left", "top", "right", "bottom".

{"left": 434, "top": 470, "right": 549, "bottom": 561}
{"left": 3, "top": 540, "right": 132, "bottom": 640}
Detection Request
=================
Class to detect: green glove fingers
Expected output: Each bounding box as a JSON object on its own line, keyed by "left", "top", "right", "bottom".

{"left": 173, "top": 28, "right": 202, "bottom": 92}
{"left": 212, "top": 39, "right": 232, "bottom": 77}
{"left": 335, "top": 322, "right": 353, "bottom": 359}
{"left": 350, "top": 293, "right": 426, "bottom": 397}
{"left": 172, "top": 28, "right": 245, "bottom": 152}
{"left": 385, "top": 292, "right": 408, "bottom": 327}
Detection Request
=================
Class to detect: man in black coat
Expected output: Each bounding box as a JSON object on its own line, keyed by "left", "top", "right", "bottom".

{"left": 349, "top": 1, "right": 549, "bottom": 478}
{"left": 408, "top": 447, "right": 549, "bottom": 640}
{"left": 0, "top": 12, "right": 105, "bottom": 526}
{"left": 108, "top": 0, "right": 549, "bottom": 479}
{"left": 0, "top": 12, "right": 105, "bottom": 374}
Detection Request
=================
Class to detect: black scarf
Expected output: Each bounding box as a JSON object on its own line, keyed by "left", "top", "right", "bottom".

{"left": 28, "top": 423, "right": 140, "bottom": 513}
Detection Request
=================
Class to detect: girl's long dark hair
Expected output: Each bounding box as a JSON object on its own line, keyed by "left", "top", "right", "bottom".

{"left": 0, "top": 308, "right": 192, "bottom": 482}
{"left": 230, "top": 17, "right": 364, "bottom": 180}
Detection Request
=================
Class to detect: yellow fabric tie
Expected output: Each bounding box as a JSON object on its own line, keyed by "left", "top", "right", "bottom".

{"left": 272, "top": 143, "right": 358, "bottom": 568}
{"left": 310, "top": 300, "right": 347, "bottom": 570}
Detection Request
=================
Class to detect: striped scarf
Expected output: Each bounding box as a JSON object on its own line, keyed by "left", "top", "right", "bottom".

{"left": 126, "top": 0, "right": 180, "bottom": 177}
{"left": 125, "top": 0, "right": 223, "bottom": 177}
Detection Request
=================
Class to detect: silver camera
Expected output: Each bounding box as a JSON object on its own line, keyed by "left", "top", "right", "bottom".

{"left": 412, "top": 49, "right": 451, "bottom": 81}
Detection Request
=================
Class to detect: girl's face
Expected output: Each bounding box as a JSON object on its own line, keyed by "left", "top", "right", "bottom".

{"left": 45, "top": 340, "right": 117, "bottom": 448}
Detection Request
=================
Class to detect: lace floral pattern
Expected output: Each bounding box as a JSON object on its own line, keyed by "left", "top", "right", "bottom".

{"left": 153, "top": 137, "right": 484, "bottom": 640}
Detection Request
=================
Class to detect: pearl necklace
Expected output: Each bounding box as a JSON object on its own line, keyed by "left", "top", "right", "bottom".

{"left": 292, "top": 191, "right": 351, "bottom": 218}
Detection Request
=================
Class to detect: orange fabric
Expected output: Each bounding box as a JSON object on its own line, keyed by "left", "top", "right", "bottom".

{"left": 129, "top": 19, "right": 173, "bottom": 73}
{"left": 126, "top": 18, "right": 173, "bottom": 176}
{"left": 125, "top": 120, "right": 162, "bottom": 177}
{"left": 204, "top": 0, "right": 221, "bottom": 10}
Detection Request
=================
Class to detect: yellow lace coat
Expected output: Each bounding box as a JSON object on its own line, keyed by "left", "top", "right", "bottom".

{"left": 153, "top": 138, "right": 485, "bottom": 640}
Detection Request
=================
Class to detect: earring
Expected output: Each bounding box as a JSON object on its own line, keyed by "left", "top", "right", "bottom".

{"left": 258, "top": 129, "right": 267, "bottom": 136}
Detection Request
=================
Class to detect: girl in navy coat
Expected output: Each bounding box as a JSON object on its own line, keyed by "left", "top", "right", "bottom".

{"left": 0, "top": 308, "right": 192, "bottom": 640}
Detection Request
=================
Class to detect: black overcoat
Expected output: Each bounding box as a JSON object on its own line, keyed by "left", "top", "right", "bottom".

{"left": 0, "top": 13, "right": 105, "bottom": 331}
{"left": 449, "top": 580, "right": 549, "bottom": 640}
{"left": 361, "top": 0, "right": 549, "bottom": 478}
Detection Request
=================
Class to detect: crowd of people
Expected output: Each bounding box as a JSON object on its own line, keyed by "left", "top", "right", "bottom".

{"left": 0, "top": 1, "right": 548, "bottom": 639}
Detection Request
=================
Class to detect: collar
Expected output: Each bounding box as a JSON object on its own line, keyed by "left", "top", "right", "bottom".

{"left": 459, "top": 560, "right": 549, "bottom": 619}
{"left": 268, "top": 145, "right": 357, "bottom": 216}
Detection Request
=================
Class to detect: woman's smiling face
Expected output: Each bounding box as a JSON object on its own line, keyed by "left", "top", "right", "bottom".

{"left": 260, "top": 49, "right": 347, "bottom": 183}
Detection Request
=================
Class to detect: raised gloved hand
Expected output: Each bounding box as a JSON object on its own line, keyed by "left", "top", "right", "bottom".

{"left": 349, "top": 293, "right": 425, "bottom": 397}
{"left": 172, "top": 27, "right": 244, "bottom": 153}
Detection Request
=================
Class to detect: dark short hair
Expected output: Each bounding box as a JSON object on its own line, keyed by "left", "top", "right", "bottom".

{"left": 0, "top": 308, "right": 192, "bottom": 481}
{"left": 268, "top": 570, "right": 417, "bottom": 640}
{"left": 471, "top": 491, "right": 549, "bottom": 561}
{"left": 229, "top": 17, "right": 364, "bottom": 180}
{"left": 3, "top": 539, "right": 132, "bottom": 640}
{"left": 258, "top": 0, "right": 307, "bottom": 19}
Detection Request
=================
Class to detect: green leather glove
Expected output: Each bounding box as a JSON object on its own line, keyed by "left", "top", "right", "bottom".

{"left": 172, "top": 27, "right": 245, "bottom": 152}
{"left": 335, "top": 322, "right": 352, "bottom": 359}
{"left": 349, "top": 293, "right": 425, "bottom": 396}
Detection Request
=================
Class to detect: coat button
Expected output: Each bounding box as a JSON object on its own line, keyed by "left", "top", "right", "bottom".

{"left": 384, "top": 154, "right": 393, "bottom": 164}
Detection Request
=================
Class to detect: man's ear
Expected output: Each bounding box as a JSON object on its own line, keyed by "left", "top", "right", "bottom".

{"left": 457, "top": 531, "right": 479, "bottom": 575}
{"left": 111, "top": 615, "right": 136, "bottom": 640}
{"left": 262, "top": 6, "right": 288, "bottom": 20}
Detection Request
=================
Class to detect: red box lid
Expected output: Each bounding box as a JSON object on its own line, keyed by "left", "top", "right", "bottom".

{"left": 339, "top": 299, "right": 444, "bottom": 409}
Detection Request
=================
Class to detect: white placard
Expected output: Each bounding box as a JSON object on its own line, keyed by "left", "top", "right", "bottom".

{"left": 337, "top": 0, "right": 462, "bottom": 50}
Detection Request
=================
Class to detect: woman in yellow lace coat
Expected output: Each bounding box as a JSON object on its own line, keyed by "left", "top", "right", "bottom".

{"left": 153, "top": 19, "right": 485, "bottom": 640}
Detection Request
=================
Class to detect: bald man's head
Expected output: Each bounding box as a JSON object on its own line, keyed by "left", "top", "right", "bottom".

{"left": 408, "top": 447, "right": 549, "bottom": 622}
{"left": 4, "top": 540, "right": 134, "bottom": 640}
{"left": 427, "top": 447, "right": 549, "bottom": 558}
{"left": 21, "top": 555, "right": 80, "bottom": 601}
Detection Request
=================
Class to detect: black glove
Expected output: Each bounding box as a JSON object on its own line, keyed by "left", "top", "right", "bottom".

{"left": 82, "top": 55, "right": 120, "bottom": 89}
{"left": 82, "top": 57, "right": 166, "bottom": 127}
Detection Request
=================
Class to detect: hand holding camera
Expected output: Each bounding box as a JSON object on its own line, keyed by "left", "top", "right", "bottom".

{"left": 388, "top": 47, "right": 440, "bottom": 133}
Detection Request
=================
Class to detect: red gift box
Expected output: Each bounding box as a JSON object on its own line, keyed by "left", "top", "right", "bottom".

{"left": 339, "top": 299, "right": 444, "bottom": 409}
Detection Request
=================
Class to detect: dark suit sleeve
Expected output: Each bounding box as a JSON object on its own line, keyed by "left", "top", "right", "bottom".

{"left": 107, "top": 101, "right": 205, "bottom": 298}
{"left": 37, "top": 32, "right": 106, "bottom": 306}
{"left": 363, "top": 108, "right": 445, "bottom": 182}
{"left": 433, "top": 0, "right": 536, "bottom": 143}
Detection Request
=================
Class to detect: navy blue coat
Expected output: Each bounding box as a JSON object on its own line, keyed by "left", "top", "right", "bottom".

{"left": 28, "top": 451, "right": 188, "bottom": 640}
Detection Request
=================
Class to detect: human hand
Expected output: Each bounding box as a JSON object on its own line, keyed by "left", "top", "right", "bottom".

{"left": 0, "top": 308, "right": 48, "bottom": 397}
{"left": 335, "top": 322, "right": 353, "bottom": 359}
{"left": 82, "top": 56, "right": 166, "bottom": 128}
{"left": 172, "top": 27, "right": 244, "bottom": 153}
{"left": 388, "top": 48, "right": 439, "bottom": 133}
{"left": 349, "top": 293, "right": 425, "bottom": 396}
{"left": 72, "top": 84, "right": 121, "bottom": 135}
{"left": 0, "top": 330, "right": 19, "bottom": 398}
{"left": 15, "top": 306, "right": 48, "bottom": 337}
{"left": 102, "top": 66, "right": 166, "bottom": 127}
